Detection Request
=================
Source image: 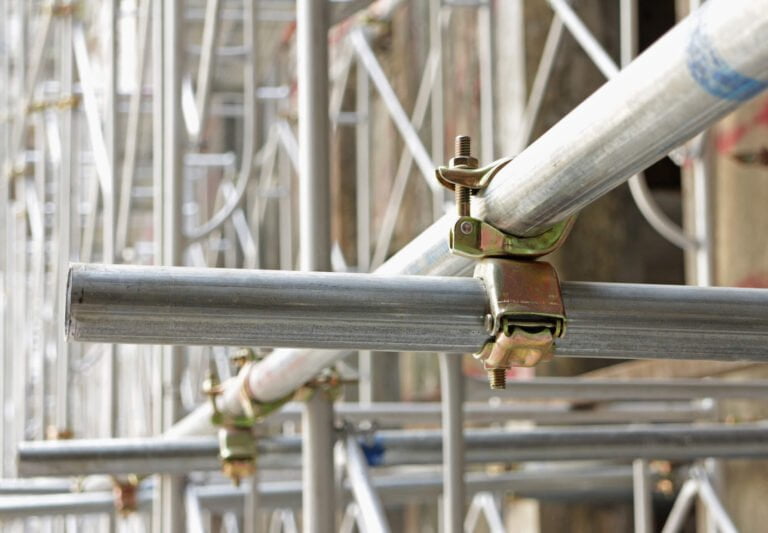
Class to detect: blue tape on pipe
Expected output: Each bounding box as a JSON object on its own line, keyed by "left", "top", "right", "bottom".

{"left": 359, "top": 437, "right": 385, "bottom": 467}
{"left": 687, "top": 15, "right": 768, "bottom": 102}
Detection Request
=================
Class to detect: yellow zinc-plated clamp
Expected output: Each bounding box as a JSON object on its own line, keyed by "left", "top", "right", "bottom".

{"left": 111, "top": 475, "right": 140, "bottom": 516}
{"left": 435, "top": 137, "right": 574, "bottom": 260}
{"left": 42, "top": 2, "right": 80, "bottom": 17}
{"left": 435, "top": 136, "right": 571, "bottom": 390}
{"left": 294, "top": 367, "right": 352, "bottom": 403}
{"left": 203, "top": 352, "right": 294, "bottom": 485}
{"left": 6, "top": 162, "right": 27, "bottom": 180}
{"left": 203, "top": 350, "right": 294, "bottom": 428}
{"left": 217, "top": 425, "right": 257, "bottom": 486}
{"left": 473, "top": 259, "right": 566, "bottom": 389}
{"left": 450, "top": 216, "right": 574, "bottom": 260}
{"left": 27, "top": 95, "right": 80, "bottom": 114}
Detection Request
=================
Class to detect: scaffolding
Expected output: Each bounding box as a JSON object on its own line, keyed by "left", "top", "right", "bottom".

{"left": 1, "top": 0, "right": 768, "bottom": 532}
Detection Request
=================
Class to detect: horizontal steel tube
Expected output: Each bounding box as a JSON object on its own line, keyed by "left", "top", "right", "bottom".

{"left": 420, "top": 378, "right": 768, "bottom": 401}
{"left": 68, "top": 264, "right": 768, "bottom": 362}
{"left": 379, "top": 423, "right": 768, "bottom": 464}
{"left": 0, "top": 466, "right": 639, "bottom": 518}
{"left": 18, "top": 423, "right": 768, "bottom": 477}
{"left": 16, "top": 435, "right": 312, "bottom": 477}
{"left": 197, "top": 465, "right": 643, "bottom": 512}
{"left": 560, "top": 282, "right": 768, "bottom": 361}
{"left": 0, "top": 490, "right": 152, "bottom": 519}
{"left": 269, "top": 400, "right": 711, "bottom": 425}
{"left": 66, "top": 264, "right": 487, "bottom": 352}
{"left": 0, "top": 479, "right": 73, "bottom": 495}
{"left": 18, "top": 437, "right": 232, "bottom": 477}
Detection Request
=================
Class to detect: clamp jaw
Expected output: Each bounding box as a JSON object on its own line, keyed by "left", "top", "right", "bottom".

{"left": 204, "top": 348, "right": 293, "bottom": 485}
{"left": 436, "top": 136, "right": 570, "bottom": 390}
{"left": 474, "top": 259, "right": 566, "bottom": 389}
{"left": 112, "top": 476, "right": 140, "bottom": 516}
{"left": 203, "top": 349, "right": 348, "bottom": 484}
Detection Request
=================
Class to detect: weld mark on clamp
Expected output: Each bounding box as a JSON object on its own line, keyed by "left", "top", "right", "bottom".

{"left": 686, "top": 14, "right": 768, "bottom": 102}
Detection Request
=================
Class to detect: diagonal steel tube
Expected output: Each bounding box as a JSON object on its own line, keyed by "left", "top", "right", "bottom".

{"left": 554, "top": 0, "right": 696, "bottom": 250}
{"left": 693, "top": 469, "right": 738, "bottom": 533}
{"left": 515, "top": 13, "right": 562, "bottom": 152}
{"left": 370, "top": 49, "right": 440, "bottom": 269}
{"left": 193, "top": 0, "right": 222, "bottom": 142}
{"left": 349, "top": 28, "right": 442, "bottom": 192}
{"left": 477, "top": 0, "right": 768, "bottom": 237}
{"left": 344, "top": 433, "right": 391, "bottom": 533}
{"left": 660, "top": 478, "right": 699, "bottom": 533}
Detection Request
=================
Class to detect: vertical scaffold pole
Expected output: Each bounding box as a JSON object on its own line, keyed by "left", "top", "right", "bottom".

{"left": 439, "top": 354, "right": 465, "bottom": 533}
{"left": 297, "top": 0, "right": 335, "bottom": 531}
{"left": 153, "top": 0, "right": 186, "bottom": 531}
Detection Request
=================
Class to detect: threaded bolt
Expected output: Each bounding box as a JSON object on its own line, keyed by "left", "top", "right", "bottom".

{"left": 488, "top": 368, "right": 507, "bottom": 390}
{"left": 455, "top": 135, "right": 471, "bottom": 157}
{"left": 455, "top": 187, "right": 471, "bottom": 216}
{"left": 454, "top": 135, "right": 472, "bottom": 216}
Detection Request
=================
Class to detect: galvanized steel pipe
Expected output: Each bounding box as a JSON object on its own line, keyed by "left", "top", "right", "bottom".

{"left": 0, "top": 467, "right": 640, "bottom": 519}
{"left": 66, "top": 264, "right": 488, "bottom": 351}
{"left": 18, "top": 423, "right": 768, "bottom": 477}
{"left": 0, "top": 490, "right": 153, "bottom": 519}
{"left": 68, "top": 264, "right": 768, "bottom": 362}
{"left": 261, "top": 400, "right": 712, "bottom": 425}
{"left": 196, "top": 466, "right": 643, "bottom": 511}
{"left": 478, "top": 0, "right": 768, "bottom": 236}
{"left": 344, "top": 434, "right": 391, "bottom": 533}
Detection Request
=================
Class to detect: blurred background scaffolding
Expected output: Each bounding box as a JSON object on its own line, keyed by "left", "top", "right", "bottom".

{"left": 1, "top": 0, "right": 768, "bottom": 531}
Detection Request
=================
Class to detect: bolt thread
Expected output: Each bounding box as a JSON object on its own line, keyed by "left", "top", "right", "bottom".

{"left": 455, "top": 135, "right": 471, "bottom": 157}
{"left": 456, "top": 186, "right": 471, "bottom": 216}
{"left": 488, "top": 368, "right": 507, "bottom": 390}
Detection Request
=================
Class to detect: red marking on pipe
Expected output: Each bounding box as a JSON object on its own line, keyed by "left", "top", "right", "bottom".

{"left": 715, "top": 96, "right": 768, "bottom": 154}
{"left": 715, "top": 124, "right": 748, "bottom": 154}
{"left": 755, "top": 99, "right": 768, "bottom": 126}
{"left": 735, "top": 272, "right": 768, "bottom": 289}
{"left": 280, "top": 21, "right": 297, "bottom": 46}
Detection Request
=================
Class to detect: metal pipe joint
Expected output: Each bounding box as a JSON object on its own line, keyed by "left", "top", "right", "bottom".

{"left": 436, "top": 135, "right": 570, "bottom": 389}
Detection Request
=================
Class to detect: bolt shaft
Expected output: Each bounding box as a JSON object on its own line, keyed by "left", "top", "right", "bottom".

{"left": 454, "top": 135, "right": 472, "bottom": 216}
{"left": 488, "top": 368, "right": 507, "bottom": 390}
{"left": 455, "top": 187, "right": 470, "bottom": 216}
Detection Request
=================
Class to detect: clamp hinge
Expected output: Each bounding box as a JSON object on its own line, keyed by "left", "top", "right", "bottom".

{"left": 451, "top": 216, "right": 574, "bottom": 259}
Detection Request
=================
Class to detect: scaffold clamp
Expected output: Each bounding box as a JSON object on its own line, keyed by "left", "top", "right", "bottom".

{"left": 474, "top": 259, "right": 566, "bottom": 389}
{"left": 203, "top": 349, "right": 293, "bottom": 485}
{"left": 435, "top": 135, "right": 570, "bottom": 390}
